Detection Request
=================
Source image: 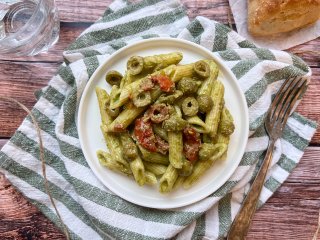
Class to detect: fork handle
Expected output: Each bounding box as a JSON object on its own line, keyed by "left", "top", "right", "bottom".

{"left": 227, "top": 140, "right": 276, "bottom": 240}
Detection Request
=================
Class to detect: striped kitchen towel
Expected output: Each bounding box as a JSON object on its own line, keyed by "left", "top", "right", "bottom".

{"left": 0, "top": 0, "right": 317, "bottom": 239}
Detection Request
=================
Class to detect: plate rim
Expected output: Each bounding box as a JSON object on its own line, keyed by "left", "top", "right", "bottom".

{"left": 78, "top": 37, "right": 249, "bottom": 209}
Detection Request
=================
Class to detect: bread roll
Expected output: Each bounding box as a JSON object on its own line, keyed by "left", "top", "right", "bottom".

{"left": 248, "top": 0, "right": 320, "bottom": 36}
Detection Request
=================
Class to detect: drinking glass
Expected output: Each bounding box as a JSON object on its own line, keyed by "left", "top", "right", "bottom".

{"left": 0, "top": 0, "right": 59, "bottom": 56}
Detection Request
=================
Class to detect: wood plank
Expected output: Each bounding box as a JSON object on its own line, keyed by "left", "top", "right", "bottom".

{"left": 181, "top": 0, "right": 233, "bottom": 23}
{"left": 247, "top": 197, "right": 319, "bottom": 240}
{"left": 0, "top": 140, "right": 7, "bottom": 150}
{"left": 0, "top": 61, "right": 60, "bottom": 138}
{"left": 56, "top": 0, "right": 112, "bottom": 23}
{"left": 287, "top": 147, "right": 320, "bottom": 183}
{"left": 248, "top": 147, "right": 320, "bottom": 239}
{"left": 0, "top": 173, "right": 65, "bottom": 240}
{"left": 296, "top": 67, "right": 320, "bottom": 145}
{"left": 289, "top": 38, "right": 320, "bottom": 67}
{"left": 0, "top": 146, "right": 319, "bottom": 239}
{"left": 55, "top": 0, "right": 232, "bottom": 23}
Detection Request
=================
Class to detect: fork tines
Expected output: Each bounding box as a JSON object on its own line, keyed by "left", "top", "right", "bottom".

{"left": 267, "top": 76, "right": 308, "bottom": 126}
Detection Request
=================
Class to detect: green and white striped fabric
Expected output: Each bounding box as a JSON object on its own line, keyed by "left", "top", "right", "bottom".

{"left": 0, "top": 0, "right": 317, "bottom": 239}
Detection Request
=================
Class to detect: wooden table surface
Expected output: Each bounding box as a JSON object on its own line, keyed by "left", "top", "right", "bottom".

{"left": 0, "top": 0, "right": 319, "bottom": 239}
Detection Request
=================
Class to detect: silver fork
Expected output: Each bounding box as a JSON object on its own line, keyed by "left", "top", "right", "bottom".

{"left": 227, "top": 76, "right": 308, "bottom": 240}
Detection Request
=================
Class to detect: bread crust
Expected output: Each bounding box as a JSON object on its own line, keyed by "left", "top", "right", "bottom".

{"left": 248, "top": 0, "right": 320, "bottom": 36}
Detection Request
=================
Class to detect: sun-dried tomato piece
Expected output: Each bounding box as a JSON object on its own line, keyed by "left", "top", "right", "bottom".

{"left": 183, "top": 127, "right": 201, "bottom": 162}
{"left": 134, "top": 118, "right": 157, "bottom": 152}
{"left": 151, "top": 75, "right": 175, "bottom": 92}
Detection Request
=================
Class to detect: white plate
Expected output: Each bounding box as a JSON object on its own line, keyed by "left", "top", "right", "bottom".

{"left": 78, "top": 38, "right": 249, "bottom": 209}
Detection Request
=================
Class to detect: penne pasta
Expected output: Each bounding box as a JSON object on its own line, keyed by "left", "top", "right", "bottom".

{"left": 110, "top": 65, "right": 176, "bottom": 109}
{"left": 152, "top": 124, "right": 168, "bottom": 141}
{"left": 143, "top": 52, "right": 183, "bottom": 70}
{"left": 96, "top": 150, "right": 131, "bottom": 175}
{"left": 183, "top": 144, "right": 227, "bottom": 189}
{"left": 218, "top": 107, "right": 235, "bottom": 136}
{"left": 96, "top": 53, "right": 235, "bottom": 192}
{"left": 95, "top": 87, "right": 111, "bottom": 125}
{"left": 130, "top": 156, "right": 146, "bottom": 186}
{"left": 173, "top": 176, "right": 185, "bottom": 190}
{"left": 127, "top": 52, "right": 183, "bottom": 74}
{"left": 159, "top": 164, "right": 179, "bottom": 193}
{"left": 100, "top": 125, "right": 130, "bottom": 169}
{"left": 197, "top": 60, "right": 219, "bottom": 96}
{"left": 205, "top": 80, "right": 224, "bottom": 138}
{"left": 186, "top": 115, "right": 209, "bottom": 133}
{"left": 145, "top": 171, "right": 158, "bottom": 185}
{"left": 168, "top": 131, "right": 183, "bottom": 169}
{"left": 119, "top": 132, "right": 138, "bottom": 161}
{"left": 144, "top": 162, "right": 167, "bottom": 176}
{"left": 138, "top": 145, "right": 169, "bottom": 165}
{"left": 107, "top": 102, "right": 146, "bottom": 132}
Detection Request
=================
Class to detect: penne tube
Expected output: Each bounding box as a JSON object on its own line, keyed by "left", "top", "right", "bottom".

{"left": 218, "top": 107, "right": 235, "bottom": 136}
{"left": 107, "top": 102, "right": 146, "bottom": 132}
{"left": 98, "top": 150, "right": 156, "bottom": 186}
{"left": 120, "top": 72, "right": 129, "bottom": 89}
{"left": 214, "top": 113, "right": 232, "bottom": 145}
{"left": 96, "top": 87, "right": 130, "bottom": 169}
{"left": 96, "top": 150, "right": 131, "bottom": 175}
{"left": 130, "top": 156, "right": 146, "bottom": 186}
{"left": 198, "top": 60, "right": 219, "bottom": 96}
{"left": 205, "top": 80, "right": 224, "bottom": 138}
{"left": 109, "top": 85, "right": 122, "bottom": 110}
{"left": 171, "top": 64, "right": 194, "bottom": 82}
{"left": 156, "top": 90, "right": 183, "bottom": 105}
{"left": 144, "top": 162, "right": 167, "bottom": 176}
{"left": 138, "top": 145, "right": 169, "bottom": 165}
{"left": 152, "top": 124, "right": 168, "bottom": 141}
{"left": 174, "top": 105, "right": 182, "bottom": 118}
{"left": 100, "top": 125, "right": 130, "bottom": 169}
{"left": 215, "top": 134, "right": 230, "bottom": 145}
{"left": 96, "top": 55, "right": 235, "bottom": 190}
{"left": 125, "top": 70, "right": 152, "bottom": 87}
{"left": 183, "top": 160, "right": 212, "bottom": 189}
{"left": 108, "top": 85, "right": 166, "bottom": 133}
{"left": 145, "top": 171, "right": 158, "bottom": 185}
{"left": 199, "top": 143, "right": 228, "bottom": 161}
{"left": 214, "top": 120, "right": 232, "bottom": 161}
{"left": 127, "top": 52, "right": 183, "bottom": 75}
{"left": 119, "top": 132, "right": 138, "bottom": 161}
{"left": 183, "top": 144, "right": 227, "bottom": 189}
{"left": 173, "top": 176, "right": 185, "bottom": 190}
{"left": 202, "top": 134, "right": 213, "bottom": 143}
{"left": 110, "top": 65, "right": 176, "bottom": 109}
{"left": 143, "top": 52, "right": 183, "bottom": 70}
{"left": 159, "top": 164, "right": 179, "bottom": 193}
{"left": 186, "top": 115, "right": 209, "bottom": 133}
{"left": 168, "top": 131, "right": 183, "bottom": 169}
{"left": 95, "top": 87, "right": 111, "bottom": 125}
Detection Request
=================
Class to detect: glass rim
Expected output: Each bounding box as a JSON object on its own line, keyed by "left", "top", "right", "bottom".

{"left": 0, "top": 0, "right": 46, "bottom": 42}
